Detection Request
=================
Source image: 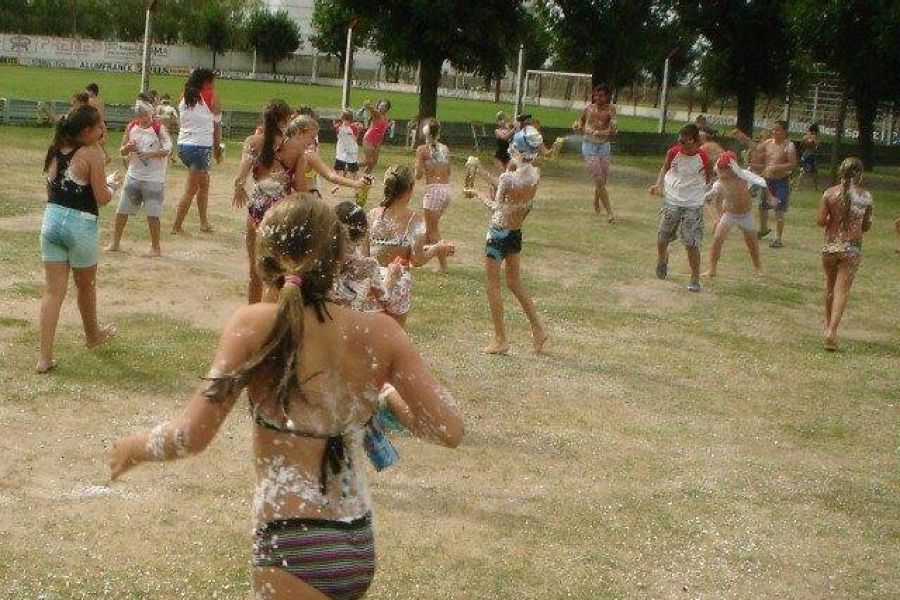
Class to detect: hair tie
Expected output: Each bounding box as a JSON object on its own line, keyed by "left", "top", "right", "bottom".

{"left": 284, "top": 274, "right": 303, "bottom": 288}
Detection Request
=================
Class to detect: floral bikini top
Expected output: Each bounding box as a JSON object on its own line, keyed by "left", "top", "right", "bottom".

{"left": 369, "top": 209, "right": 424, "bottom": 265}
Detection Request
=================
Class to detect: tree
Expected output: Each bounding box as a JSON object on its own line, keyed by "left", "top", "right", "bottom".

{"left": 312, "top": 0, "right": 525, "bottom": 118}
{"left": 537, "top": 0, "right": 658, "bottom": 90}
{"left": 195, "top": 2, "right": 233, "bottom": 70}
{"left": 678, "top": 0, "right": 795, "bottom": 134}
{"left": 246, "top": 9, "right": 302, "bottom": 75}
{"left": 788, "top": 0, "right": 900, "bottom": 169}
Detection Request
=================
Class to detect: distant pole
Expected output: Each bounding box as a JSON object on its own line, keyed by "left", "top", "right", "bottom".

{"left": 140, "top": 1, "right": 158, "bottom": 93}
{"left": 658, "top": 57, "right": 671, "bottom": 134}
{"left": 514, "top": 43, "right": 525, "bottom": 117}
{"left": 341, "top": 19, "right": 357, "bottom": 109}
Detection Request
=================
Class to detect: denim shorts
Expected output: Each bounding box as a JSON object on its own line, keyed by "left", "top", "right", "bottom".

{"left": 118, "top": 176, "right": 164, "bottom": 218}
{"left": 763, "top": 177, "right": 790, "bottom": 212}
{"left": 177, "top": 144, "right": 211, "bottom": 171}
{"left": 40, "top": 203, "right": 99, "bottom": 268}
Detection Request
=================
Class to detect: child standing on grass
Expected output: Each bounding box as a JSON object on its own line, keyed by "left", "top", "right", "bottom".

{"left": 650, "top": 123, "right": 713, "bottom": 292}
{"left": 105, "top": 94, "right": 172, "bottom": 258}
{"left": 816, "top": 157, "right": 873, "bottom": 351}
{"left": 330, "top": 109, "right": 362, "bottom": 195}
{"left": 702, "top": 151, "right": 777, "bottom": 278}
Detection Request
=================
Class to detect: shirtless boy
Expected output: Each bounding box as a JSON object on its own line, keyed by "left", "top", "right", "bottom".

{"left": 758, "top": 120, "right": 797, "bottom": 247}
{"left": 574, "top": 85, "right": 617, "bottom": 222}
{"left": 703, "top": 151, "right": 777, "bottom": 277}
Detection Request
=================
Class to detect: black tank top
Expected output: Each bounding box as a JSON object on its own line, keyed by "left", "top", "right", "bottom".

{"left": 47, "top": 148, "right": 98, "bottom": 216}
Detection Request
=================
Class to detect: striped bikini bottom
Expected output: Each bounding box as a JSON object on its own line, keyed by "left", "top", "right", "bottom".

{"left": 253, "top": 513, "right": 375, "bottom": 599}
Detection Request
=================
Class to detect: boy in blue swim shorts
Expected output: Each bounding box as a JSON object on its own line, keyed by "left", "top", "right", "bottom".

{"left": 759, "top": 120, "right": 797, "bottom": 248}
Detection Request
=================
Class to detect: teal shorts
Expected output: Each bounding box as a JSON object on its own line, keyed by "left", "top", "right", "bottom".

{"left": 40, "top": 203, "right": 99, "bottom": 267}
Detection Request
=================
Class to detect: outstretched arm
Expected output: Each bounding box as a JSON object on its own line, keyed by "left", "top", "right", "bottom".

{"left": 307, "top": 151, "right": 367, "bottom": 188}
{"left": 109, "top": 306, "right": 270, "bottom": 481}
{"left": 379, "top": 317, "right": 463, "bottom": 447}
{"left": 815, "top": 193, "right": 830, "bottom": 227}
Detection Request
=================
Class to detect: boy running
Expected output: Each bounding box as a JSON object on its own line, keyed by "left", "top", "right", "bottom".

{"left": 649, "top": 123, "right": 712, "bottom": 292}
{"left": 759, "top": 120, "right": 797, "bottom": 247}
{"left": 574, "top": 85, "right": 617, "bottom": 222}
{"left": 702, "top": 151, "right": 777, "bottom": 277}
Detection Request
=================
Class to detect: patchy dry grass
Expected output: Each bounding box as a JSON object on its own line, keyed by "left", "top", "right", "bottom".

{"left": 0, "top": 125, "right": 898, "bottom": 599}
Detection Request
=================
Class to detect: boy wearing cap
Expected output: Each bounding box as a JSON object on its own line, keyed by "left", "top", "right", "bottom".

{"left": 574, "top": 84, "right": 617, "bottom": 222}
{"left": 649, "top": 123, "right": 712, "bottom": 292}
{"left": 702, "top": 151, "right": 777, "bottom": 277}
{"left": 105, "top": 93, "right": 172, "bottom": 257}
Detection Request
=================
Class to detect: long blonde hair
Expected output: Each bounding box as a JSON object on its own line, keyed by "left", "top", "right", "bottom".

{"left": 837, "top": 157, "right": 864, "bottom": 206}
{"left": 232, "top": 197, "right": 344, "bottom": 416}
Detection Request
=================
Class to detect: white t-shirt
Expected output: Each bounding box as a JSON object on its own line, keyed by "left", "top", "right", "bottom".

{"left": 126, "top": 122, "right": 172, "bottom": 183}
{"left": 663, "top": 146, "right": 711, "bottom": 208}
{"left": 177, "top": 97, "right": 215, "bottom": 147}
{"left": 335, "top": 122, "right": 360, "bottom": 163}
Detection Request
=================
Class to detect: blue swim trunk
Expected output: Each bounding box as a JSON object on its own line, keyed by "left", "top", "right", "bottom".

{"left": 177, "top": 144, "right": 211, "bottom": 171}
{"left": 763, "top": 177, "right": 790, "bottom": 212}
{"left": 581, "top": 140, "right": 612, "bottom": 159}
{"left": 40, "top": 203, "right": 99, "bottom": 268}
{"left": 485, "top": 227, "right": 522, "bottom": 261}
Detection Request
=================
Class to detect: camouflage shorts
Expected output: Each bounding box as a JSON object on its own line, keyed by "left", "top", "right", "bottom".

{"left": 658, "top": 204, "right": 704, "bottom": 247}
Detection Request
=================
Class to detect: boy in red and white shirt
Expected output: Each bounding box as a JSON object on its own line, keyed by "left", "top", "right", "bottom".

{"left": 331, "top": 109, "right": 362, "bottom": 194}
{"left": 649, "top": 123, "right": 713, "bottom": 292}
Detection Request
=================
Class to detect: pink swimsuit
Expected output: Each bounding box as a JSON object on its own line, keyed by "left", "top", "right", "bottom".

{"left": 363, "top": 117, "right": 389, "bottom": 147}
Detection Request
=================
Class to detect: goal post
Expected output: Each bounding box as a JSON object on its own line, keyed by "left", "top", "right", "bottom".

{"left": 523, "top": 70, "right": 593, "bottom": 112}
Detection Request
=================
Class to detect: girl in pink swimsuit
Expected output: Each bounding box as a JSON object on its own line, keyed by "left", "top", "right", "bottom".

{"left": 362, "top": 99, "right": 392, "bottom": 174}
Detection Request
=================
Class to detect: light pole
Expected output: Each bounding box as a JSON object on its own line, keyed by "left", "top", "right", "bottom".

{"left": 341, "top": 18, "right": 358, "bottom": 109}
{"left": 140, "top": 0, "right": 159, "bottom": 93}
{"left": 658, "top": 47, "right": 678, "bottom": 134}
{"left": 514, "top": 43, "right": 525, "bottom": 117}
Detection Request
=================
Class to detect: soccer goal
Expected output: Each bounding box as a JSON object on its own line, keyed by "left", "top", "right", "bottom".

{"left": 522, "top": 70, "right": 593, "bottom": 112}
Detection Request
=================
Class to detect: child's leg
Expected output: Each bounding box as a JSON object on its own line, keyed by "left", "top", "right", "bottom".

{"left": 822, "top": 255, "right": 838, "bottom": 330}
{"left": 483, "top": 257, "right": 507, "bottom": 353}
{"left": 742, "top": 229, "right": 762, "bottom": 274}
{"left": 172, "top": 173, "right": 199, "bottom": 233}
{"left": 105, "top": 214, "right": 129, "bottom": 251}
{"left": 703, "top": 221, "right": 731, "bottom": 277}
{"left": 825, "top": 261, "right": 857, "bottom": 346}
{"left": 774, "top": 210, "right": 785, "bottom": 242}
{"left": 146, "top": 217, "right": 161, "bottom": 256}
{"left": 504, "top": 253, "right": 548, "bottom": 353}
{"left": 686, "top": 245, "right": 701, "bottom": 284}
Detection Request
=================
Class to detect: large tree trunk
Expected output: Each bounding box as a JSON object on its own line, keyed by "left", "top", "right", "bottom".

{"left": 272, "top": 60, "right": 278, "bottom": 75}
{"left": 212, "top": 51, "right": 217, "bottom": 71}
{"left": 494, "top": 77, "right": 501, "bottom": 103}
{"left": 735, "top": 90, "right": 756, "bottom": 135}
{"left": 418, "top": 56, "right": 442, "bottom": 118}
{"left": 830, "top": 87, "right": 849, "bottom": 184}
{"left": 853, "top": 89, "right": 878, "bottom": 170}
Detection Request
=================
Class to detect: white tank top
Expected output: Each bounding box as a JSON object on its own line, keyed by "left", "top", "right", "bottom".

{"left": 177, "top": 98, "right": 214, "bottom": 147}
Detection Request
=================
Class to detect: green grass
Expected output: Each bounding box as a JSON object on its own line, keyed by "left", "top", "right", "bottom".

{"left": 0, "top": 124, "right": 898, "bottom": 598}
{"left": 0, "top": 64, "right": 663, "bottom": 130}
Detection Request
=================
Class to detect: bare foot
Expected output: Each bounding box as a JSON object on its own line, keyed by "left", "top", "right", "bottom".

{"left": 199, "top": 225, "right": 214, "bottom": 233}
{"left": 755, "top": 269, "right": 765, "bottom": 278}
{"left": 104, "top": 244, "right": 120, "bottom": 252}
{"left": 86, "top": 324, "right": 118, "bottom": 349}
{"left": 171, "top": 227, "right": 185, "bottom": 235}
{"left": 701, "top": 270, "right": 716, "bottom": 278}
{"left": 35, "top": 359, "right": 56, "bottom": 374}
{"left": 143, "top": 248, "right": 161, "bottom": 258}
{"left": 532, "top": 329, "right": 549, "bottom": 354}
{"left": 433, "top": 267, "right": 449, "bottom": 275}
{"left": 824, "top": 330, "right": 838, "bottom": 351}
{"left": 482, "top": 342, "right": 509, "bottom": 355}
{"left": 607, "top": 215, "right": 616, "bottom": 224}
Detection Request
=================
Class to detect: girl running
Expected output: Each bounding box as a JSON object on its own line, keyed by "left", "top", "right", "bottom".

{"left": 37, "top": 105, "right": 121, "bottom": 374}
{"left": 468, "top": 126, "right": 549, "bottom": 355}
{"left": 362, "top": 99, "right": 392, "bottom": 175}
{"left": 232, "top": 99, "right": 294, "bottom": 303}
{"left": 414, "top": 118, "right": 453, "bottom": 274}
{"left": 365, "top": 165, "right": 455, "bottom": 328}
{"left": 816, "top": 157, "right": 873, "bottom": 351}
{"left": 109, "top": 196, "right": 463, "bottom": 599}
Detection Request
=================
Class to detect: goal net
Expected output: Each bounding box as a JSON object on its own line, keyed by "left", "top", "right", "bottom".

{"left": 522, "top": 70, "right": 593, "bottom": 112}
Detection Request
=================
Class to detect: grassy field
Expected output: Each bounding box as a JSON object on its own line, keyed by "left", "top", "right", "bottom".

{"left": 0, "top": 64, "right": 665, "bottom": 130}
{"left": 0, "top": 123, "right": 898, "bottom": 599}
